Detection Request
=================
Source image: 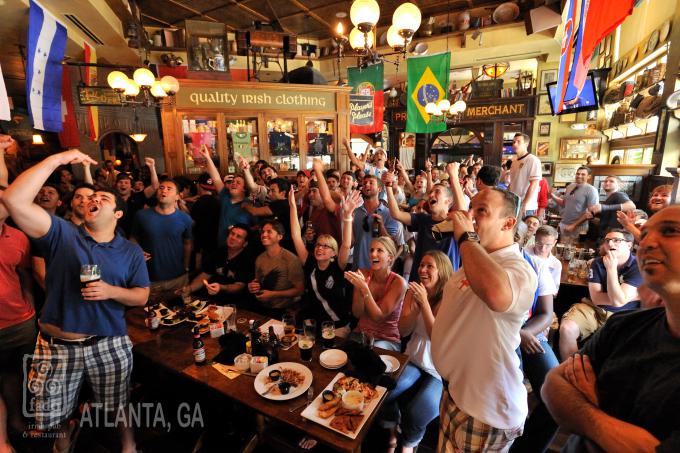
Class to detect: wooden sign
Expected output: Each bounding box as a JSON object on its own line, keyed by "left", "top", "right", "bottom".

{"left": 461, "top": 98, "right": 534, "bottom": 121}
{"left": 349, "top": 95, "right": 373, "bottom": 126}
{"left": 176, "top": 87, "right": 336, "bottom": 111}
{"left": 78, "top": 86, "right": 122, "bottom": 106}
{"left": 471, "top": 79, "right": 503, "bottom": 98}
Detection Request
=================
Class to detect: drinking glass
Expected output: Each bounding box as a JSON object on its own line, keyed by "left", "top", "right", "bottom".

{"left": 298, "top": 335, "right": 314, "bottom": 362}
{"left": 225, "top": 305, "right": 237, "bottom": 331}
{"left": 321, "top": 321, "right": 335, "bottom": 349}
{"left": 282, "top": 312, "right": 296, "bottom": 337}
{"left": 80, "top": 264, "right": 101, "bottom": 288}
{"left": 303, "top": 319, "right": 317, "bottom": 339}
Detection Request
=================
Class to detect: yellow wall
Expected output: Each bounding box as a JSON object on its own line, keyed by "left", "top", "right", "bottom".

{"left": 618, "top": 0, "right": 677, "bottom": 56}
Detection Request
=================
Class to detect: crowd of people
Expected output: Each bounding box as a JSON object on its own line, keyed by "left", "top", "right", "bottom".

{"left": 0, "top": 130, "right": 678, "bottom": 453}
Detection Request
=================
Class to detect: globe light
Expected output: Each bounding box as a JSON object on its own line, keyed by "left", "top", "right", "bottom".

{"left": 123, "top": 79, "right": 140, "bottom": 97}
{"left": 107, "top": 71, "right": 129, "bottom": 92}
{"left": 437, "top": 99, "right": 451, "bottom": 112}
{"left": 133, "top": 67, "right": 155, "bottom": 87}
{"left": 392, "top": 3, "right": 421, "bottom": 37}
{"left": 349, "top": 27, "right": 374, "bottom": 50}
{"left": 452, "top": 100, "right": 467, "bottom": 113}
{"left": 425, "top": 102, "right": 437, "bottom": 114}
{"left": 350, "top": 0, "right": 380, "bottom": 32}
{"left": 150, "top": 80, "right": 168, "bottom": 98}
{"left": 386, "top": 25, "right": 405, "bottom": 50}
{"left": 160, "top": 75, "right": 180, "bottom": 95}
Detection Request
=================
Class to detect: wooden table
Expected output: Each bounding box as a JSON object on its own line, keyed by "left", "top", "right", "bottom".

{"left": 555, "top": 259, "right": 590, "bottom": 320}
{"left": 126, "top": 307, "right": 409, "bottom": 453}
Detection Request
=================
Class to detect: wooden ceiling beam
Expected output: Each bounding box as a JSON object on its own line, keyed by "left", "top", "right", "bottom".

{"left": 278, "top": 0, "right": 347, "bottom": 21}
{"left": 288, "top": 0, "right": 334, "bottom": 31}
{"left": 141, "top": 13, "right": 174, "bottom": 27}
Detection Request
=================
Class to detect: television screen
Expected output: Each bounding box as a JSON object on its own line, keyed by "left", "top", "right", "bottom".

{"left": 546, "top": 73, "right": 599, "bottom": 115}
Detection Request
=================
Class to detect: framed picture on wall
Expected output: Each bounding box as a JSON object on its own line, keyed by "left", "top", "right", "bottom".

{"left": 559, "top": 136, "right": 602, "bottom": 161}
{"left": 538, "top": 122, "right": 551, "bottom": 136}
{"left": 539, "top": 69, "right": 558, "bottom": 92}
{"left": 542, "top": 161, "right": 554, "bottom": 176}
{"left": 536, "top": 141, "right": 550, "bottom": 156}
{"left": 554, "top": 163, "right": 583, "bottom": 183}
{"left": 559, "top": 113, "right": 577, "bottom": 123}
{"left": 537, "top": 94, "right": 552, "bottom": 115}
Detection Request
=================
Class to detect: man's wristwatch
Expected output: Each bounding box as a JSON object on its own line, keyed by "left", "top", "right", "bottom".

{"left": 457, "top": 231, "right": 480, "bottom": 248}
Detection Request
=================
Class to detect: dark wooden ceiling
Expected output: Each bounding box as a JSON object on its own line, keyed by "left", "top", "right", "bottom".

{"left": 138, "top": 0, "right": 527, "bottom": 39}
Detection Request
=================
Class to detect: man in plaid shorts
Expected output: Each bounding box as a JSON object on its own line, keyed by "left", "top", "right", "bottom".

{"left": 3, "top": 150, "right": 149, "bottom": 453}
{"left": 431, "top": 188, "right": 537, "bottom": 452}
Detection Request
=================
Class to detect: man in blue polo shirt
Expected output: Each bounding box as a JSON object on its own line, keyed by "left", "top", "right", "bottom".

{"left": 559, "top": 228, "right": 642, "bottom": 359}
{"left": 2, "top": 149, "right": 149, "bottom": 453}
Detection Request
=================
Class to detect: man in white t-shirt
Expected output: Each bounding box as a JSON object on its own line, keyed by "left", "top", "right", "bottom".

{"left": 508, "top": 133, "right": 542, "bottom": 217}
{"left": 431, "top": 188, "right": 538, "bottom": 452}
{"left": 525, "top": 225, "right": 562, "bottom": 291}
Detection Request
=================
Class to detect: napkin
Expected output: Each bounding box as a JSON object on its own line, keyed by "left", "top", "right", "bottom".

{"left": 212, "top": 363, "right": 241, "bottom": 380}
{"left": 258, "top": 319, "right": 285, "bottom": 337}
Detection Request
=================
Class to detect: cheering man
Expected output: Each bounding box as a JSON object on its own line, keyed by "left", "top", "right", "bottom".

{"left": 2, "top": 150, "right": 149, "bottom": 453}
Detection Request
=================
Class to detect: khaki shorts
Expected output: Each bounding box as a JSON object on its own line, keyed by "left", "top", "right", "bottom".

{"left": 149, "top": 274, "right": 189, "bottom": 305}
{"left": 562, "top": 300, "right": 613, "bottom": 341}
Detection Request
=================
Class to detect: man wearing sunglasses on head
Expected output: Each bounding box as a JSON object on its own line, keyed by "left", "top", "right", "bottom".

{"left": 550, "top": 166, "right": 599, "bottom": 245}
{"left": 559, "top": 229, "right": 642, "bottom": 359}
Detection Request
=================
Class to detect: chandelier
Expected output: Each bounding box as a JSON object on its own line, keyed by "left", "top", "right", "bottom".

{"left": 335, "top": 0, "right": 422, "bottom": 70}
{"left": 427, "top": 98, "right": 468, "bottom": 124}
{"left": 107, "top": 68, "right": 180, "bottom": 108}
{"left": 482, "top": 62, "right": 509, "bottom": 79}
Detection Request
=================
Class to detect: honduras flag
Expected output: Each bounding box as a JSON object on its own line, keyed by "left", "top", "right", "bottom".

{"left": 27, "top": 0, "right": 67, "bottom": 132}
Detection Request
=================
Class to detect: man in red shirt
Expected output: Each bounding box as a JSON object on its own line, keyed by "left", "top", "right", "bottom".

{"left": 0, "top": 135, "right": 36, "bottom": 453}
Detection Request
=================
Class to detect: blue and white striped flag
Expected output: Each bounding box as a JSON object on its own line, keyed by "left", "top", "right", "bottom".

{"left": 27, "top": 0, "right": 67, "bottom": 132}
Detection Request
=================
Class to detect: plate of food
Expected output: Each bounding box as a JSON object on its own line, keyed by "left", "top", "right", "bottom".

{"left": 254, "top": 362, "right": 312, "bottom": 401}
{"left": 159, "top": 313, "right": 186, "bottom": 326}
{"left": 301, "top": 373, "right": 386, "bottom": 439}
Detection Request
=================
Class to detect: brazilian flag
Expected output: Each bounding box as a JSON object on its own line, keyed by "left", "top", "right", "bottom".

{"left": 406, "top": 52, "right": 451, "bottom": 133}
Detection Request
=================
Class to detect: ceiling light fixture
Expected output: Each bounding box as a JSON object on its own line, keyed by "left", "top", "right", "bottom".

{"left": 336, "top": 0, "right": 422, "bottom": 72}
{"left": 482, "top": 62, "right": 509, "bottom": 79}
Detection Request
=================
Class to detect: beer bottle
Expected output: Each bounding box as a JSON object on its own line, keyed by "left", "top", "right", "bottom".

{"left": 192, "top": 326, "right": 206, "bottom": 365}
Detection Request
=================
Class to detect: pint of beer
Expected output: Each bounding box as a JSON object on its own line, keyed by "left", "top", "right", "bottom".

{"left": 80, "top": 264, "right": 101, "bottom": 288}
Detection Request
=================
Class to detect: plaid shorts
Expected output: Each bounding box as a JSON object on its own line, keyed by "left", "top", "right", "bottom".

{"left": 437, "top": 390, "right": 523, "bottom": 453}
{"left": 27, "top": 334, "right": 133, "bottom": 429}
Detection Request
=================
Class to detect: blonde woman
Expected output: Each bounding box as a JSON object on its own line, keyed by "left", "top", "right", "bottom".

{"left": 382, "top": 250, "right": 454, "bottom": 453}
{"left": 289, "top": 188, "right": 361, "bottom": 337}
{"left": 344, "top": 236, "right": 407, "bottom": 351}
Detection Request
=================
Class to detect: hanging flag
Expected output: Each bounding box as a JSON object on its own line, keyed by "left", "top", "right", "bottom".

{"left": 564, "top": 0, "right": 633, "bottom": 103}
{"left": 347, "top": 63, "right": 384, "bottom": 134}
{"left": 555, "top": 0, "right": 577, "bottom": 113}
{"left": 0, "top": 64, "right": 10, "bottom": 121}
{"left": 59, "top": 66, "right": 80, "bottom": 148}
{"left": 406, "top": 52, "right": 450, "bottom": 134}
{"left": 84, "top": 41, "right": 99, "bottom": 141}
{"left": 26, "top": 0, "right": 68, "bottom": 132}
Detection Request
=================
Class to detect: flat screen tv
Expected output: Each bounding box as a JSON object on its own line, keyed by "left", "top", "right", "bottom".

{"left": 546, "top": 73, "right": 599, "bottom": 115}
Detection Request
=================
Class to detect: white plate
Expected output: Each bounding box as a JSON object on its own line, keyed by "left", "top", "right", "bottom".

{"left": 380, "top": 355, "right": 400, "bottom": 373}
{"left": 254, "top": 362, "right": 313, "bottom": 401}
{"left": 319, "top": 349, "right": 348, "bottom": 369}
{"left": 301, "top": 372, "right": 387, "bottom": 439}
{"left": 159, "top": 316, "right": 186, "bottom": 326}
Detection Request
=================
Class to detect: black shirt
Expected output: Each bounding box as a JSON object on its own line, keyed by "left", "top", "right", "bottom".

{"left": 563, "top": 308, "right": 680, "bottom": 452}
{"left": 267, "top": 199, "right": 294, "bottom": 252}
{"left": 301, "top": 255, "right": 350, "bottom": 328}
{"left": 191, "top": 194, "right": 220, "bottom": 251}
{"left": 120, "top": 192, "right": 149, "bottom": 238}
{"left": 599, "top": 191, "right": 631, "bottom": 238}
{"left": 202, "top": 246, "right": 254, "bottom": 288}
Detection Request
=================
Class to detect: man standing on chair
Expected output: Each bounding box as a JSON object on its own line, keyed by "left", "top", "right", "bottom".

{"left": 2, "top": 150, "right": 149, "bottom": 453}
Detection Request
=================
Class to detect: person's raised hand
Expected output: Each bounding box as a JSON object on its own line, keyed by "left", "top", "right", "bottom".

{"left": 56, "top": 150, "right": 97, "bottom": 167}
{"left": 424, "top": 158, "right": 433, "bottom": 172}
{"left": 144, "top": 157, "right": 156, "bottom": 168}
{"left": 448, "top": 210, "right": 475, "bottom": 242}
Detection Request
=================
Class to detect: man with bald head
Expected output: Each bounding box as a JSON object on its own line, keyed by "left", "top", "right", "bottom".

{"left": 542, "top": 205, "right": 680, "bottom": 452}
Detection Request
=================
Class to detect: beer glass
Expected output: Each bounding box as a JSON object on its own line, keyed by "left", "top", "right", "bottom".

{"left": 80, "top": 264, "right": 101, "bottom": 288}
